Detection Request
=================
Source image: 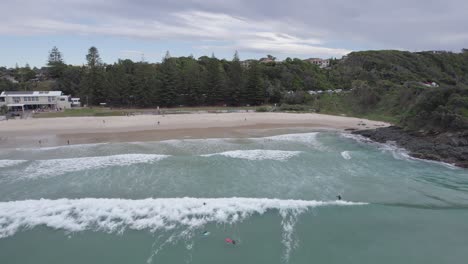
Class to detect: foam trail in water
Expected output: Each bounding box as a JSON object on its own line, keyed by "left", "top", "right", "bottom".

{"left": 0, "top": 197, "right": 367, "bottom": 239}
{"left": 341, "top": 133, "right": 459, "bottom": 169}
{"left": 0, "top": 160, "right": 27, "bottom": 168}
{"left": 20, "top": 154, "right": 170, "bottom": 179}
{"left": 264, "top": 133, "right": 319, "bottom": 144}
{"left": 202, "top": 150, "right": 301, "bottom": 161}
{"left": 341, "top": 151, "right": 352, "bottom": 160}
{"left": 15, "top": 142, "right": 109, "bottom": 152}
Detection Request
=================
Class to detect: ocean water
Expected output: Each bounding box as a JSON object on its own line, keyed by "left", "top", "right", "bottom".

{"left": 0, "top": 131, "right": 467, "bottom": 264}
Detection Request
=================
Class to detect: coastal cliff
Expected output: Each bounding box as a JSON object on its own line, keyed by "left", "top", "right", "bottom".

{"left": 355, "top": 126, "right": 468, "bottom": 168}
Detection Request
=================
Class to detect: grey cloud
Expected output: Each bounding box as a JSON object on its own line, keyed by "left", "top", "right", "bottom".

{"left": 1, "top": 0, "right": 467, "bottom": 56}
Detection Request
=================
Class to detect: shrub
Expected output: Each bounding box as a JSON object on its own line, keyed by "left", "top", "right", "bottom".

{"left": 0, "top": 105, "right": 8, "bottom": 115}
{"left": 256, "top": 106, "right": 269, "bottom": 112}
{"left": 279, "top": 104, "right": 309, "bottom": 112}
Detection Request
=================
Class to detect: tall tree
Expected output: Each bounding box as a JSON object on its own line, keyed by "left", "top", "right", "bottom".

{"left": 204, "top": 56, "right": 225, "bottom": 105}
{"left": 227, "top": 51, "right": 244, "bottom": 105}
{"left": 179, "top": 57, "right": 202, "bottom": 106}
{"left": 82, "top": 46, "right": 105, "bottom": 105}
{"left": 244, "top": 62, "right": 264, "bottom": 105}
{"left": 159, "top": 56, "right": 179, "bottom": 107}
{"left": 47, "top": 46, "right": 65, "bottom": 78}
{"left": 86, "top": 46, "right": 102, "bottom": 67}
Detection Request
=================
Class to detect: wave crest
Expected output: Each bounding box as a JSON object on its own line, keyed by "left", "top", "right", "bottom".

{"left": 202, "top": 150, "right": 302, "bottom": 161}
{"left": 0, "top": 160, "right": 27, "bottom": 168}
{"left": 0, "top": 197, "right": 366, "bottom": 239}
{"left": 20, "top": 154, "right": 170, "bottom": 179}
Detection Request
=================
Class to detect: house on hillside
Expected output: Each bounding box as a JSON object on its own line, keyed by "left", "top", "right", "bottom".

{"left": 240, "top": 60, "right": 256, "bottom": 68}
{"left": 259, "top": 57, "right": 275, "bottom": 63}
{"left": 428, "top": 50, "right": 447, "bottom": 54}
{"left": 0, "top": 75, "right": 19, "bottom": 83}
{"left": 304, "top": 58, "right": 330, "bottom": 68}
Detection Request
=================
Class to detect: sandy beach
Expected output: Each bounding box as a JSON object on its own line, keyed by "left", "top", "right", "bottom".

{"left": 0, "top": 112, "right": 389, "bottom": 148}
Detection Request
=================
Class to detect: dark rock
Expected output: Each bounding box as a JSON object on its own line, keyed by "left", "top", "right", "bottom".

{"left": 353, "top": 126, "right": 468, "bottom": 169}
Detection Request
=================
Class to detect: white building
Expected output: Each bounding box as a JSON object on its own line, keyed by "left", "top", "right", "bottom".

{"left": 0, "top": 91, "right": 78, "bottom": 112}
{"left": 304, "top": 58, "right": 330, "bottom": 68}
{"left": 71, "top": 98, "right": 81, "bottom": 107}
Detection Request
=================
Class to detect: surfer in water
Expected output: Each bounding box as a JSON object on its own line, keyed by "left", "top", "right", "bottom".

{"left": 337, "top": 195, "right": 342, "bottom": 200}
{"left": 225, "top": 238, "right": 236, "bottom": 245}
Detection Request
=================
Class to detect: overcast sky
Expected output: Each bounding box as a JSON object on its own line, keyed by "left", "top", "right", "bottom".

{"left": 1, "top": 0, "right": 467, "bottom": 67}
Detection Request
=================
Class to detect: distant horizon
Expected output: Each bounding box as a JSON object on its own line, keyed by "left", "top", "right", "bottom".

{"left": 2, "top": 47, "right": 467, "bottom": 69}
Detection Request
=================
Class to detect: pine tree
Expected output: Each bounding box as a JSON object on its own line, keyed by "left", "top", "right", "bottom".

{"left": 159, "top": 57, "right": 179, "bottom": 107}
{"left": 180, "top": 57, "right": 202, "bottom": 106}
{"left": 205, "top": 56, "right": 225, "bottom": 105}
{"left": 244, "top": 62, "right": 264, "bottom": 105}
{"left": 47, "top": 46, "right": 65, "bottom": 78}
{"left": 82, "top": 46, "right": 105, "bottom": 105}
{"left": 86, "top": 46, "right": 102, "bottom": 67}
{"left": 227, "top": 51, "right": 244, "bottom": 105}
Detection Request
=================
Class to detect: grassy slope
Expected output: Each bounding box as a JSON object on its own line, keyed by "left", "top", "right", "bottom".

{"left": 33, "top": 106, "right": 258, "bottom": 118}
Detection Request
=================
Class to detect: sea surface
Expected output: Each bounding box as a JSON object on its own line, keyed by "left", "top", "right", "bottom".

{"left": 0, "top": 131, "right": 467, "bottom": 264}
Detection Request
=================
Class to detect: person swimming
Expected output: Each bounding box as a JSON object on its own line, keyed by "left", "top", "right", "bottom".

{"left": 225, "top": 238, "right": 236, "bottom": 245}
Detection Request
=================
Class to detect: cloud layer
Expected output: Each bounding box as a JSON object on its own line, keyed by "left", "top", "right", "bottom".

{"left": 1, "top": 0, "right": 467, "bottom": 58}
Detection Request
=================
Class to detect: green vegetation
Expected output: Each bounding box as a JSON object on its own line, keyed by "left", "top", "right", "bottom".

{"left": 2, "top": 48, "right": 467, "bottom": 131}
{"left": 0, "top": 105, "right": 8, "bottom": 115}
{"left": 33, "top": 108, "right": 127, "bottom": 118}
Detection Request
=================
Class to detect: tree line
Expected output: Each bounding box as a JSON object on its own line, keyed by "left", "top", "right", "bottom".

{"left": 42, "top": 47, "right": 332, "bottom": 107}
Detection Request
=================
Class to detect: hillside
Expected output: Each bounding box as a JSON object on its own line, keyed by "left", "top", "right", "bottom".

{"left": 2, "top": 48, "right": 467, "bottom": 131}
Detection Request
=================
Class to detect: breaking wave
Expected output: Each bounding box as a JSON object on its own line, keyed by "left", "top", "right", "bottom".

{"left": 0, "top": 160, "right": 27, "bottom": 168}
{"left": 263, "top": 132, "right": 320, "bottom": 144}
{"left": 340, "top": 133, "right": 458, "bottom": 169}
{"left": 20, "top": 154, "right": 170, "bottom": 179}
{"left": 202, "top": 150, "right": 302, "bottom": 161}
{"left": 0, "top": 197, "right": 366, "bottom": 239}
{"left": 341, "top": 151, "right": 352, "bottom": 160}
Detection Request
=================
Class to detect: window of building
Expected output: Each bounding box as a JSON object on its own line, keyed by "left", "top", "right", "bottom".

{"left": 60, "top": 98, "right": 66, "bottom": 101}
{"left": 35, "top": 97, "right": 39, "bottom": 101}
{"left": 13, "top": 97, "right": 20, "bottom": 103}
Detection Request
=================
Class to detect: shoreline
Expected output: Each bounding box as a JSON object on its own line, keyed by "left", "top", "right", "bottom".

{"left": 355, "top": 126, "right": 468, "bottom": 169}
{"left": 0, "top": 112, "right": 388, "bottom": 148}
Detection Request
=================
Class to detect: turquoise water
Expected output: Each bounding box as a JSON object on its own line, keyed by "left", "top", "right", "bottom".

{"left": 0, "top": 131, "right": 467, "bottom": 263}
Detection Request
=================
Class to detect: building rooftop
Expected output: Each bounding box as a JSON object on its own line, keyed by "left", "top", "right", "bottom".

{"left": 1, "top": 91, "right": 63, "bottom": 97}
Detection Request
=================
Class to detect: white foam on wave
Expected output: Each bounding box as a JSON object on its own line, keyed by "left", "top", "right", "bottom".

{"left": 202, "top": 150, "right": 302, "bottom": 161}
{"left": 15, "top": 142, "right": 109, "bottom": 152}
{"left": 0, "top": 197, "right": 366, "bottom": 239}
{"left": 20, "top": 154, "right": 170, "bottom": 179}
{"left": 340, "top": 133, "right": 373, "bottom": 143}
{"left": 341, "top": 133, "right": 460, "bottom": 169}
{"left": 264, "top": 132, "right": 320, "bottom": 144}
{"left": 341, "top": 151, "right": 352, "bottom": 160}
{"left": 380, "top": 142, "right": 459, "bottom": 169}
{"left": 0, "top": 159, "right": 27, "bottom": 168}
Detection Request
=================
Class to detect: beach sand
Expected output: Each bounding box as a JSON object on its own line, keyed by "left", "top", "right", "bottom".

{"left": 0, "top": 112, "right": 389, "bottom": 148}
